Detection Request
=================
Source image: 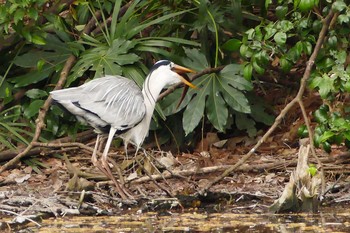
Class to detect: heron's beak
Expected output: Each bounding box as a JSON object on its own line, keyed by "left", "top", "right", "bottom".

{"left": 172, "top": 64, "right": 197, "bottom": 89}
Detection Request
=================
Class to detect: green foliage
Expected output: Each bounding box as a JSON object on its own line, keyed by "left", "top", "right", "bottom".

{"left": 0, "top": 0, "right": 47, "bottom": 44}
{"left": 67, "top": 1, "right": 197, "bottom": 86}
{"left": 240, "top": 13, "right": 315, "bottom": 77}
{"left": 308, "top": 164, "right": 317, "bottom": 177}
{"left": 0, "top": 106, "right": 33, "bottom": 150}
{"left": 161, "top": 48, "right": 271, "bottom": 137}
{"left": 294, "top": 0, "right": 319, "bottom": 12}
{"left": 307, "top": 1, "right": 350, "bottom": 152}
{"left": 239, "top": 0, "right": 350, "bottom": 152}
{"left": 313, "top": 105, "right": 350, "bottom": 152}
{"left": 12, "top": 34, "right": 72, "bottom": 88}
{"left": 0, "top": 0, "right": 294, "bottom": 152}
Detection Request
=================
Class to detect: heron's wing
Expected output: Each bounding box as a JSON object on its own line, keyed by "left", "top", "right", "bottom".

{"left": 51, "top": 76, "right": 145, "bottom": 133}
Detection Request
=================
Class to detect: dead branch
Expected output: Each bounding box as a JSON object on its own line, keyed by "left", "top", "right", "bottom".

{"left": 131, "top": 161, "right": 288, "bottom": 184}
{"left": 0, "top": 147, "right": 81, "bottom": 162}
{"left": 31, "top": 142, "right": 99, "bottom": 155}
{"left": 51, "top": 129, "right": 96, "bottom": 143}
{"left": 130, "top": 154, "right": 339, "bottom": 185}
{"left": 0, "top": 208, "right": 41, "bottom": 227}
{"left": 202, "top": 10, "right": 335, "bottom": 195}
{"left": 0, "top": 130, "right": 95, "bottom": 162}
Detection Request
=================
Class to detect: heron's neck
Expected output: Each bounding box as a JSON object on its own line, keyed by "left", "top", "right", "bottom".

{"left": 124, "top": 73, "right": 166, "bottom": 148}
{"left": 142, "top": 72, "right": 165, "bottom": 123}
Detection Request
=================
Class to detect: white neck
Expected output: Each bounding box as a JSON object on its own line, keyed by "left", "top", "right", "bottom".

{"left": 123, "top": 71, "right": 167, "bottom": 148}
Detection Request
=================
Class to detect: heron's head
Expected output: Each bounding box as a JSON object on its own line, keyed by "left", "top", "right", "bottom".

{"left": 149, "top": 60, "right": 196, "bottom": 88}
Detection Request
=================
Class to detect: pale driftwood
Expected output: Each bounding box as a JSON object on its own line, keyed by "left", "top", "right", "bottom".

{"left": 269, "top": 145, "right": 321, "bottom": 213}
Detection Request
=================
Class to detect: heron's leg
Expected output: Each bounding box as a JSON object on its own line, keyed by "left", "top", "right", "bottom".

{"left": 91, "top": 134, "right": 100, "bottom": 167}
{"left": 91, "top": 134, "right": 114, "bottom": 182}
{"left": 101, "top": 128, "right": 134, "bottom": 200}
{"left": 98, "top": 135, "right": 107, "bottom": 152}
{"left": 124, "top": 142, "right": 129, "bottom": 161}
{"left": 101, "top": 127, "right": 117, "bottom": 173}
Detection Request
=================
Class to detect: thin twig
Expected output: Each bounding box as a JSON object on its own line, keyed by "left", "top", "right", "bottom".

{"left": 202, "top": 10, "right": 335, "bottom": 195}
{"left": 0, "top": 209, "right": 41, "bottom": 227}
{"left": 135, "top": 155, "right": 174, "bottom": 197}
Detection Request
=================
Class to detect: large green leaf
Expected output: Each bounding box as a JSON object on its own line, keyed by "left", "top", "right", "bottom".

{"left": 113, "top": 0, "right": 141, "bottom": 40}
{"left": 135, "top": 46, "right": 173, "bottom": 58}
{"left": 137, "top": 37, "right": 200, "bottom": 47}
{"left": 23, "top": 99, "right": 45, "bottom": 118}
{"left": 182, "top": 48, "right": 210, "bottom": 71}
{"left": 161, "top": 48, "right": 210, "bottom": 115}
{"left": 161, "top": 88, "right": 190, "bottom": 115}
{"left": 309, "top": 74, "right": 334, "bottom": 98}
{"left": 220, "top": 64, "right": 253, "bottom": 91}
{"left": 12, "top": 65, "right": 54, "bottom": 88}
{"left": 69, "top": 38, "right": 140, "bottom": 85}
{"left": 206, "top": 75, "right": 228, "bottom": 132}
{"left": 25, "top": 89, "right": 48, "bottom": 99}
{"left": 179, "top": 48, "right": 252, "bottom": 133}
{"left": 183, "top": 79, "right": 210, "bottom": 135}
{"left": 109, "top": 0, "right": 122, "bottom": 41}
{"left": 248, "top": 95, "right": 274, "bottom": 125}
{"left": 219, "top": 80, "right": 251, "bottom": 114}
{"left": 121, "top": 63, "right": 147, "bottom": 88}
{"left": 218, "top": 66, "right": 251, "bottom": 114}
{"left": 12, "top": 34, "right": 72, "bottom": 87}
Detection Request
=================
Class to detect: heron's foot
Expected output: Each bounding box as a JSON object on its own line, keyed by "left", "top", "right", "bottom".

{"left": 98, "top": 158, "right": 135, "bottom": 200}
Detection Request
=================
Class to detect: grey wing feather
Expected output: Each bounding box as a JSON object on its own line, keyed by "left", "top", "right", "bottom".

{"left": 50, "top": 75, "right": 145, "bottom": 132}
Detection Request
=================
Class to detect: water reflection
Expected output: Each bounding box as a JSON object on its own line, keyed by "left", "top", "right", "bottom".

{"left": 13, "top": 207, "right": 350, "bottom": 232}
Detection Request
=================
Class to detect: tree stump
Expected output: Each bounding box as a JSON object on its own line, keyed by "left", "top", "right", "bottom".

{"left": 270, "top": 144, "right": 321, "bottom": 213}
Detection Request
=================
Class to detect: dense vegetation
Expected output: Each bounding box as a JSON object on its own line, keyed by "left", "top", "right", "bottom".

{"left": 0, "top": 0, "right": 349, "bottom": 154}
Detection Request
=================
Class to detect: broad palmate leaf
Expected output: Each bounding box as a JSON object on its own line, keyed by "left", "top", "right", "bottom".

{"left": 68, "top": 39, "right": 140, "bottom": 85}
{"left": 162, "top": 48, "right": 253, "bottom": 135}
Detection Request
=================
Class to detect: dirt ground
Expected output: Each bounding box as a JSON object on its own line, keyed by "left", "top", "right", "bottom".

{"left": 1, "top": 128, "right": 350, "bottom": 231}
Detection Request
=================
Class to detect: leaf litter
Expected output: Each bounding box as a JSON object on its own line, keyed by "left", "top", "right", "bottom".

{"left": 1, "top": 127, "right": 350, "bottom": 231}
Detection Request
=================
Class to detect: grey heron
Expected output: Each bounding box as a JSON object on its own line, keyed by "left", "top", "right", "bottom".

{"left": 50, "top": 60, "right": 196, "bottom": 199}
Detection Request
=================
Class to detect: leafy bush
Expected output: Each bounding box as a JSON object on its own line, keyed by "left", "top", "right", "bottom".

{"left": 0, "top": 106, "right": 33, "bottom": 150}
{"left": 240, "top": 0, "right": 350, "bottom": 152}
{"left": 9, "top": 0, "right": 340, "bottom": 151}
{"left": 0, "top": 0, "right": 47, "bottom": 44}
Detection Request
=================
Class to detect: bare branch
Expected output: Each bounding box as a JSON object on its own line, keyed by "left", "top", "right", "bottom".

{"left": 0, "top": 13, "right": 101, "bottom": 173}
{"left": 202, "top": 10, "right": 335, "bottom": 195}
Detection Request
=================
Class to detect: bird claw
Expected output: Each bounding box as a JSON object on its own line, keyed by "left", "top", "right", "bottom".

{"left": 92, "top": 157, "right": 135, "bottom": 200}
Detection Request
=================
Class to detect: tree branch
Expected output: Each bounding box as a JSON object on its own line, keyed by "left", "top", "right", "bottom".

{"left": 0, "top": 13, "right": 101, "bottom": 173}
{"left": 202, "top": 10, "right": 335, "bottom": 196}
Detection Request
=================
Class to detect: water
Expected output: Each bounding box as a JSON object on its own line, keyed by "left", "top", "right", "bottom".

{"left": 5, "top": 207, "right": 350, "bottom": 232}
